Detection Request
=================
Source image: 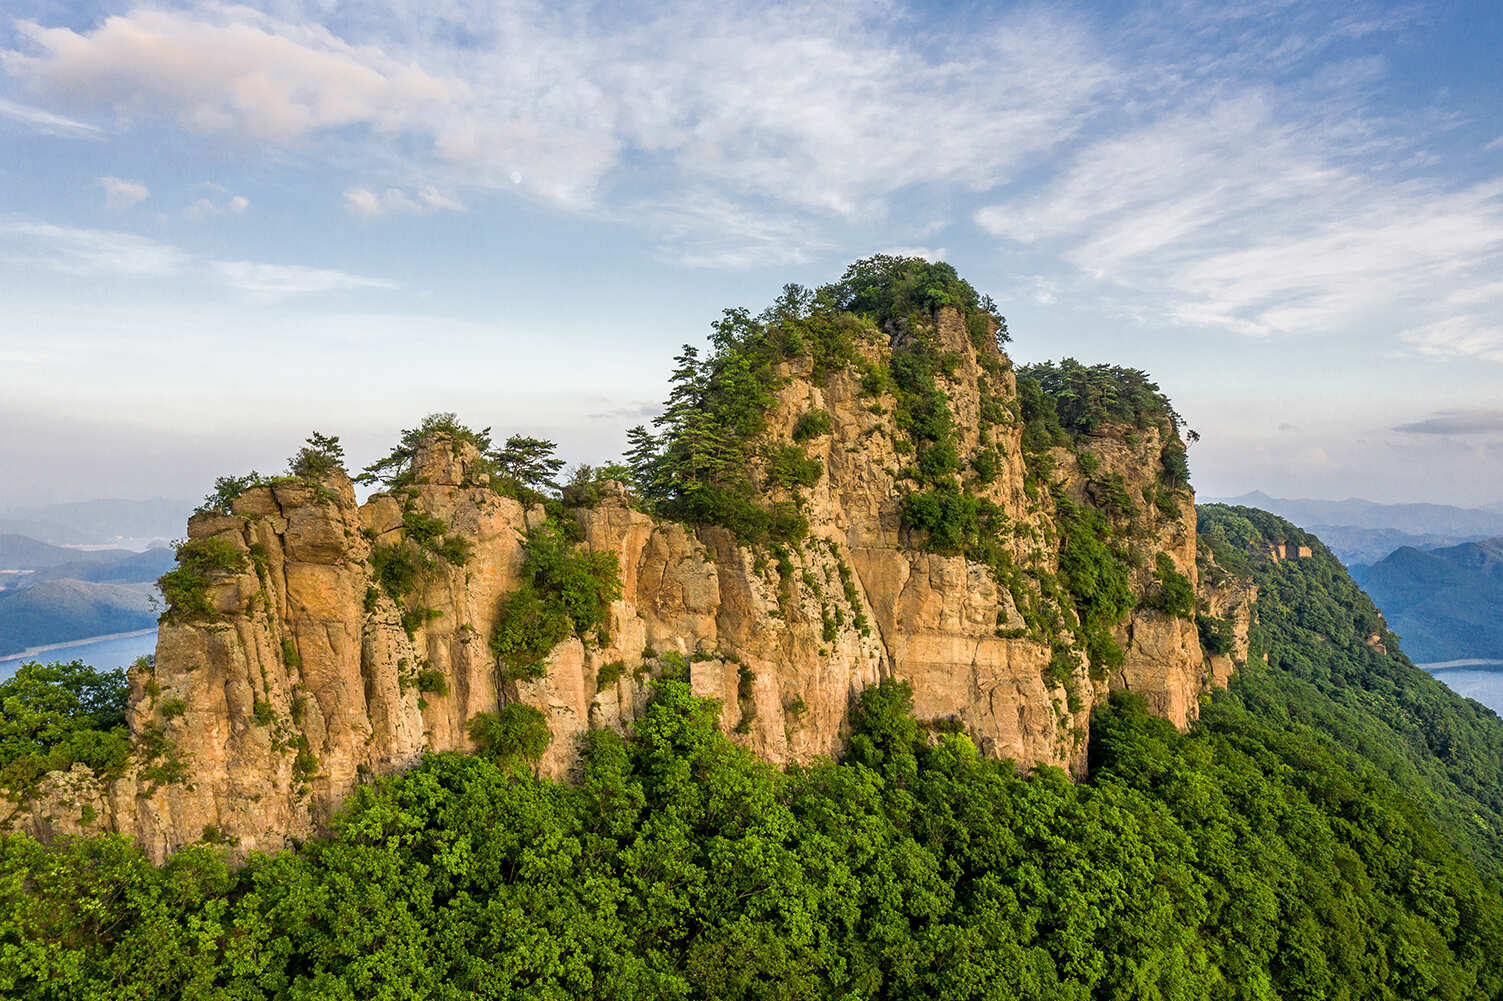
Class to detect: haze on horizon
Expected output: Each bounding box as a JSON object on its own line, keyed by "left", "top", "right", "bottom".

{"left": 1, "top": 0, "right": 1501, "bottom": 511}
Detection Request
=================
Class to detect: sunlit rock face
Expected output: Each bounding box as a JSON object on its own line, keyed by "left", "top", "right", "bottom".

{"left": 2, "top": 307, "right": 1250, "bottom": 861}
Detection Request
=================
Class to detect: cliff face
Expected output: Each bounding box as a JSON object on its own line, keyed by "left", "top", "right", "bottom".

{"left": 2, "top": 306, "right": 1250, "bottom": 861}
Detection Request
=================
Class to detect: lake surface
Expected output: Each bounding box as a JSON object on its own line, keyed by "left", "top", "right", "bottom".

{"left": 1425, "top": 661, "right": 1503, "bottom": 716}
{"left": 0, "top": 629, "right": 159, "bottom": 680}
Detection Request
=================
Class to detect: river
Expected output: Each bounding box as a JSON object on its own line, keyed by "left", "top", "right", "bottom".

{"left": 0, "top": 628, "right": 159, "bottom": 680}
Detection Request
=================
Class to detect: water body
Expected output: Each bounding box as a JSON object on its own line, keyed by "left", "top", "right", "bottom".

{"left": 1424, "top": 661, "right": 1503, "bottom": 717}
{"left": 0, "top": 629, "right": 159, "bottom": 680}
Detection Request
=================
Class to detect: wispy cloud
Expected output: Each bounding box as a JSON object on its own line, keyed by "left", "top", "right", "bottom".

{"left": 2, "top": 2, "right": 1113, "bottom": 259}
{"left": 0, "top": 96, "right": 100, "bottom": 137}
{"left": 210, "top": 260, "right": 397, "bottom": 294}
{"left": 1394, "top": 409, "right": 1503, "bottom": 435}
{"left": 0, "top": 220, "right": 186, "bottom": 276}
{"left": 4, "top": 9, "right": 456, "bottom": 143}
{"left": 1400, "top": 317, "right": 1503, "bottom": 364}
{"left": 97, "top": 176, "right": 149, "bottom": 210}
{"left": 0, "top": 217, "right": 391, "bottom": 294}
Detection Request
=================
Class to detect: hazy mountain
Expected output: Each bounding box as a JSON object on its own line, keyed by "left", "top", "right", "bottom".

{"left": 1215, "top": 491, "right": 1503, "bottom": 536}
{"left": 1209, "top": 491, "right": 1503, "bottom": 564}
{"left": 0, "top": 497, "right": 193, "bottom": 546}
{"left": 0, "top": 533, "right": 132, "bottom": 571}
{"left": 15, "top": 546, "right": 176, "bottom": 588}
{"left": 1302, "top": 524, "right": 1488, "bottom": 565}
{"left": 1350, "top": 539, "right": 1503, "bottom": 664}
{"left": 0, "top": 579, "right": 158, "bottom": 658}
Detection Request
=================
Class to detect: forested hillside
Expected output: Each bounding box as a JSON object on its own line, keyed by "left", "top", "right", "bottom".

{"left": 1350, "top": 539, "right": 1503, "bottom": 663}
{"left": 1199, "top": 505, "right": 1503, "bottom": 879}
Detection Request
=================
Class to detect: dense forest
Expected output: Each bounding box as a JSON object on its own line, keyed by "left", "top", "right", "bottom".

{"left": 1199, "top": 505, "right": 1503, "bottom": 882}
{"left": 5, "top": 536, "right": 1503, "bottom": 998}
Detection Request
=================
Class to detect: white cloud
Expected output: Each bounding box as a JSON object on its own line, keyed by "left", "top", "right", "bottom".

{"left": 0, "top": 96, "right": 101, "bottom": 137}
{"left": 96, "top": 175, "right": 149, "bottom": 210}
{"left": 975, "top": 86, "right": 1503, "bottom": 346}
{"left": 3, "top": 3, "right": 1113, "bottom": 257}
{"left": 4, "top": 9, "right": 457, "bottom": 143}
{"left": 183, "top": 191, "right": 250, "bottom": 220}
{"left": 344, "top": 185, "right": 465, "bottom": 217}
{"left": 881, "top": 247, "right": 948, "bottom": 263}
{"left": 637, "top": 190, "right": 833, "bottom": 269}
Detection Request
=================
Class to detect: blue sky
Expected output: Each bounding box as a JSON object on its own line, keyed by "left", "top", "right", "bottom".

{"left": 1, "top": 0, "right": 1501, "bottom": 509}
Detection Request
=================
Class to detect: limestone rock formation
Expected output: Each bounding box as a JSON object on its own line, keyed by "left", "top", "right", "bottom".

{"left": 2, "top": 305, "right": 1254, "bottom": 861}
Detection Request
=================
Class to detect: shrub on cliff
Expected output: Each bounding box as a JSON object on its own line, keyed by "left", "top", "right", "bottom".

{"left": 356, "top": 412, "right": 494, "bottom": 489}
{"left": 157, "top": 537, "right": 246, "bottom": 622}
{"left": 286, "top": 431, "right": 345, "bottom": 479}
{"left": 490, "top": 523, "right": 622, "bottom": 677}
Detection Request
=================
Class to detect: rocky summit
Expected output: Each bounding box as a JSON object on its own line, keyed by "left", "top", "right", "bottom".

{"left": 2, "top": 268, "right": 1252, "bottom": 861}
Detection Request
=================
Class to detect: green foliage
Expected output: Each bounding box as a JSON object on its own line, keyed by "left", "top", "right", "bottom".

{"left": 1053, "top": 493, "right": 1134, "bottom": 674}
{"left": 1017, "top": 358, "right": 1185, "bottom": 439}
{"left": 287, "top": 431, "right": 345, "bottom": 479}
{"left": 414, "top": 670, "right": 448, "bottom": 696}
{"left": 1142, "top": 552, "right": 1195, "bottom": 619}
{"left": 828, "top": 255, "right": 1005, "bottom": 346}
{"left": 468, "top": 703, "right": 551, "bottom": 766}
{"left": 764, "top": 443, "right": 822, "bottom": 490}
{"left": 899, "top": 484, "right": 1006, "bottom": 556}
{"left": 368, "top": 542, "right": 421, "bottom": 599}
{"left": 0, "top": 661, "right": 131, "bottom": 790}
{"left": 401, "top": 508, "right": 472, "bottom": 566}
{"left": 595, "top": 660, "right": 626, "bottom": 692}
{"left": 399, "top": 606, "right": 442, "bottom": 638}
{"left": 490, "top": 524, "right": 622, "bottom": 677}
{"left": 195, "top": 471, "right": 270, "bottom": 515}
{"left": 158, "top": 697, "right": 186, "bottom": 720}
{"left": 493, "top": 434, "right": 566, "bottom": 492}
{"left": 157, "top": 537, "right": 246, "bottom": 622}
{"left": 279, "top": 637, "right": 301, "bottom": 668}
{"left": 291, "top": 735, "right": 317, "bottom": 783}
{"left": 561, "top": 462, "right": 635, "bottom": 508}
{"left": 1197, "top": 612, "right": 1235, "bottom": 656}
{"left": 790, "top": 408, "right": 832, "bottom": 441}
{"left": 7, "top": 676, "right": 1503, "bottom": 1000}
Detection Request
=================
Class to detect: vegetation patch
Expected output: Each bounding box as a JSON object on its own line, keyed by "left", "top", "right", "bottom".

{"left": 490, "top": 524, "right": 622, "bottom": 679}
{"left": 0, "top": 661, "right": 131, "bottom": 793}
{"left": 157, "top": 537, "right": 246, "bottom": 623}
{"left": 467, "top": 703, "right": 551, "bottom": 767}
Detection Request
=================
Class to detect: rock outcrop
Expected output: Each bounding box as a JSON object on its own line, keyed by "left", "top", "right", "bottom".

{"left": 2, "top": 306, "right": 1254, "bottom": 861}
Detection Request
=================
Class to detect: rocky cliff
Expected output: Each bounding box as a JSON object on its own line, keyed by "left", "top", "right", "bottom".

{"left": 2, "top": 292, "right": 1253, "bottom": 861}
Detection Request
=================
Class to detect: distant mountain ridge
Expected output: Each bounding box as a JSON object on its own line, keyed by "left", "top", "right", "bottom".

{"left": 0, "top": 534, "right": 133, "bottom": 571}
{"left": 0, "top": 533, "right": 171, "bottom": 658}
{"left": 1210, "top": 491, "right": 1503, "bottom": 564}
{"left": 0, "top": 498, "right": 193, "bottom": 547}
{"left": 0, "top": 580, "right": 157, "bottom": 659}
{"left": 1215, "top": 491, "right": 1503, "bottom": 536}
{"left": 1351, "top": 538, "right": 1503, "bottom": 664}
